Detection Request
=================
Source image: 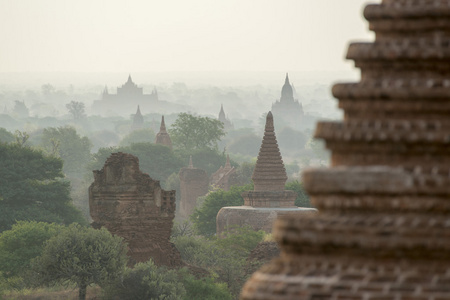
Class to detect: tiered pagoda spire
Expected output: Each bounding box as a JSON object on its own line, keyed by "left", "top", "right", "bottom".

{"left": 242, "top": 1, "right": 450, "bottom": 299}
{"left": 251, "top": 111, "right": 287, "bottom": 192}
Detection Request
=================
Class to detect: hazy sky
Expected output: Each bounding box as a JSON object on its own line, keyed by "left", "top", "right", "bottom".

{"left": 0, "top": 0, "right": 378, "bottom": 73}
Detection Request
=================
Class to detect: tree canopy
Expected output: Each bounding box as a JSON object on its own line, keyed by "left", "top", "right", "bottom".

{"left": 66, "top": 101, "right": 86, "bottom": 120}
{"left": 169, "top": 113, "right": 225, "bottom": 151}
{"left": 40, "top": 126, "right": 92, "bottom": 177}
{"left": 0, "top": 221, "right": 64, "bottom": 278}
{"left": 0, "top": 128, "right": 14, "bottom": 143}
{"left": 32, "top": 224, "right": 128, "bottom": 300}
{"left": 90, "top": 143, "right": 184, "bottom": 183}
{"left": 190, "top": 184, "right": 251, "bottom": 236}
{"left": 119, "top": 128, "right": 155, "bottom": 147}
{"left": 0, "top": 143, "right": 85, "bottom": 232}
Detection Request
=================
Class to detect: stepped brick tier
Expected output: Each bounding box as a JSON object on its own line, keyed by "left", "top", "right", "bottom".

{"left": 155, "top": 115, "right": 173, "bottom": 149}
{"left": 178, "top": 157, "right": 209, "bottom": 219}
{"left": 210, "top": 155, "right": 237, "bottom": 191}
{"left": 89, "top": 152, "right": 182, "bottom": 267}
{"left": 217, "top": 112, "right": 315, "bottom": 235}
{"left": 241, "top": 1, "right": 450, "bottom": 299}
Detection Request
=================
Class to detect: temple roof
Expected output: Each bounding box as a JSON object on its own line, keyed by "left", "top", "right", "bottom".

{"left": 280, "top": 73, "right": 294, "bottom": 102}
{"left": 251, "top": 111, "right": 288, "bottom": 191}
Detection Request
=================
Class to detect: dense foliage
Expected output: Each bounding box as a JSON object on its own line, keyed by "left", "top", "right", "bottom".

{"left": 119, "top": 128, "right": 155, "bottom": 146}
{"left": 172, "top": 226, "right": 265, "bottom": 298}
{"left": 90, "top": 142, "right": 184, "bottom": 183}
{"left": 39, "top": 126, "right": 92, "bottom": 177}
{"left": 190, "top": 184, "right": 251, "bottom": 236}
{"left": 103, "top": 260, "right": 185, "bottom": 300}
{"left": 32, "top": 224, "right": 128, "bottom": 300}
{"left": 285, "top": 180, "right": 312, "bottom": 208}
{"left": 169, "top": 113, "right": 225, "bottom": 151}
{"left": 0, "top": 143, "right": 85, "bottom": 232}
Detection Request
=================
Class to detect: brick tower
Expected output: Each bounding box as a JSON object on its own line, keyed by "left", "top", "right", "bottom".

{"left": 242, "top": 1, "right": 450, "bottom": 299}
{"left": 178, "top": 157, "right": 209, "bottom": 218}
{"left": 89, "top": 152, "right": 182, "bottom": 267}
{"left": 216, "top": 112, "right": 315, "bottom": 235}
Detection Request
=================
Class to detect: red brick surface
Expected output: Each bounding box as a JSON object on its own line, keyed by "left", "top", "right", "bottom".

{"left": 242, "top": 1, "right": 450, "bottom": 299}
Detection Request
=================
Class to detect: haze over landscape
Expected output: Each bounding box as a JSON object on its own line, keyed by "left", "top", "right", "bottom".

{"left": 0, "top": 1, "right": 402, "bottom": 299}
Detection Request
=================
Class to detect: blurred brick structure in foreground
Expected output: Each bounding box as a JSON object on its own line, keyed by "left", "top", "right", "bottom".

{"left": 242, "top": 1, "right": 450, "bottom": 299}
{"left": 89, "top": 152, "right": 182, "bottom": 267}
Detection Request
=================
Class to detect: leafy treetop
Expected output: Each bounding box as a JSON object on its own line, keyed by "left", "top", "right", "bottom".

{"left": 169, "top": 113, "right": 225, "bottom": 152}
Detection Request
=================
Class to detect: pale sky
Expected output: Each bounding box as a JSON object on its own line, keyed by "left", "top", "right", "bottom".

{"left": 0, "top": 0, "right": 378, "bottom": 73}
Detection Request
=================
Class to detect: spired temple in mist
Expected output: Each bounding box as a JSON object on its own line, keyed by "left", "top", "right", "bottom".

{"left": 271, "top": 73, "right": 305, "bottom": 130}
{"left": 91, "top": 75, "right": 159, "bottom": 115}
{"left": 102, "top": 75, "right": 158, "bottom": 103}
{"left": 218, "top": 104, "right": 234, "bottom": 131}
{"left": 216, "top": 112, "right": 315, "bottom": 235}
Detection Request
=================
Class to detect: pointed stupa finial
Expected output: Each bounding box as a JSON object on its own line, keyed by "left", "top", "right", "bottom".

{"left": 160, "top": 115, "right": 167, "bottom": 132}
{"left": 188, "top": 156, "right": 194, "bottom": 168}
{"left": 265, "top": 111, "right": 274, "bottom": 132}
{"left": 136, "top": 105, "right": 142, "bottom": 116}
{"left": 127, "top": 74, "right": 132, "bottom": 83}
{"left": 219, "top": 104, "right": 226, "bottom": 120}
{"left": 251, "top": 111, "right": 287, "bottom": 191}
{"left": 280, "top": 73, "right": 294, "bottom": 101}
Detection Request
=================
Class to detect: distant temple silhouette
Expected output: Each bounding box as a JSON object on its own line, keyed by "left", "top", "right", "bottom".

{"left": 102, "top": 75, "right": 158, "bottom": 102}
{"left": 271, "top": 73, "right": 305, "bottom": 130}
{"left": 218, "top": 104, "right": 234, "bottom": 131}
{"left": 92, "top": 75, "right": 159, "bottom": 115}
{"left": 130, "top": 105, "right": 144, "bottom": 131}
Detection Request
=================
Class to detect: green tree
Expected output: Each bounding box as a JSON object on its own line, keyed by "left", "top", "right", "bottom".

{"left": 172, "top": 226, "right": 264, "bottom": 298}
{"left": 0, "top": 128, "right": 14, "bottom": 143}
{"left": 0, "top": 143, "right": 85, "bottom": 232}
{"left": 285, "top": 180, "right": 312, "bottom": 208}
{"left": 169, "top": 113, "right": 225, "bottom": 151}
{"left": 179, "top": 269, "right": 232, "bottom": 300}
{"left": 40, "top": 126, "right": 92, "bottom": 177}
{"left": 177, "top": 148, "right": 234, "bottom": 175}
{"left": 32, "top": 225, "right": 128, "bottom": 300}
{"left": 0, "top": 221, "right": 64, "bottom": 278}
{"left": 103, "top": 260, "right": 185, "bottom": 300}
{"left": 119, "top": 128, "right": 155, "bottom": 146}
{"left": 190, "top": 184, "right": 251, "bottom": 236}
{"left": 66, "top": 101, "right": 86, "bottom": 120}
{"left": 90, "top": 143, "right": 184, "bottom": 183}
{"left": 12, "top": 100, "right": 29, "bottom": 118}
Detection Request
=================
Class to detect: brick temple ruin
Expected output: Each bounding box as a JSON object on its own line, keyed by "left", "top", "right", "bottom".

{"left": 155, "top": 115, "right": 172, "bottom": 149}
{"left": 210, "top": 154, "right": 236, "bottom": 191}
{"left": 89, "top": 152, "right": 182, "bottom": 267}
{"left": 178, "top": 156, "right": 209, "bottom": 218}
{"left": 242, "top": 1, "right": 450, "bottom": 299}
{"left": 216, "top": 112, "right": 315, "bottom": 235}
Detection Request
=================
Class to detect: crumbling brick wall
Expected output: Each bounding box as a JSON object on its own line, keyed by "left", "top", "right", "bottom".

{"left": 89, "top": 152, "right": 182, "bottom": 267}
